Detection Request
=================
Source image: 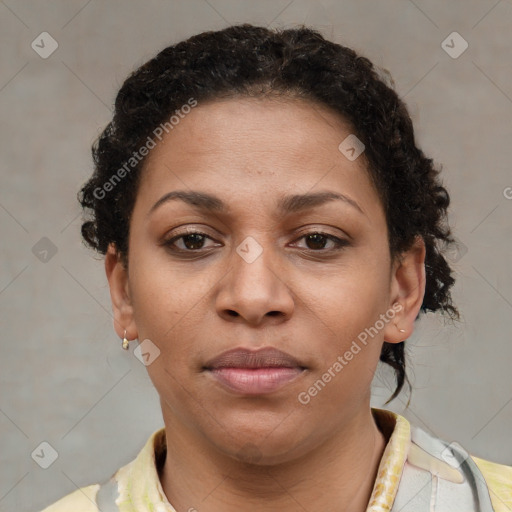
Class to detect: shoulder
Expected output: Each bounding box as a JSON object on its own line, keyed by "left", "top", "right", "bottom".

{"left": 380, "top": 410, "right": 512, "bottom": 511}
{"left": 37, "top": 427, "right": 166, "bottom": 512}
{"left": 471, "top": 455, "right": 512, "bottom": 510}
{"left": 39, "top": 483, "right": 100, "bottom": 512}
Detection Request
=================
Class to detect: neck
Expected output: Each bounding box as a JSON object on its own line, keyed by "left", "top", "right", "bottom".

{"left": 159, "top": 406, "right": 389, "bottom": 512}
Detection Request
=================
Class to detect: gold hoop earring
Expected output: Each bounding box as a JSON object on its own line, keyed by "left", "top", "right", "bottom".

{"left": 122, "top": 329, "right": 130, "bottom": 350}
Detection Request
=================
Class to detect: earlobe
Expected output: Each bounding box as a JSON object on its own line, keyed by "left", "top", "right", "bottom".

{"left": 383, "top": 236, "right": 426, "bottom": 344}
{"left": 104, "top": 243, "right": 138, "bottom": 340}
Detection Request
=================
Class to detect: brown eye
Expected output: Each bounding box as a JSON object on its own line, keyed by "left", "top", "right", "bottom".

{"left": 163, "top": 231, "right": 218, "bottom": 253}
{"left": 179, "top": 233, "right": 207, "bottom": 250}
{"left": 293, "top": 232, "right": 349, "bottom": 252}
{"left": 304, "top": 233, "right": 329, "bottom": 250}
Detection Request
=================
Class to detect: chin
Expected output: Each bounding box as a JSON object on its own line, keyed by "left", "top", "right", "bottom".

{"left": 206, "top": 414, "right": 312, "bottom": 466}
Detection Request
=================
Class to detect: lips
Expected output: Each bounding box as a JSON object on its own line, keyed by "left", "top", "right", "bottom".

{"left": 203, "top": 347, "right": 306, "bottom": 395}
{"left": 204, "top": 347, "right": 304, "bottom": 370}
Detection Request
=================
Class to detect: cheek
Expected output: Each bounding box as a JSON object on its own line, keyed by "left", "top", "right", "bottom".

{"left": 303, "top": 260, "right": 391, "bottom": 380}
{"left": 129, "top": 242, "right": 206, "bottom": 320}
{"left": 128, "top": 262, "right": 206, "bottom": 403}
{"left": 128, "top": 260, "right": 206, "bottom": 368}
{"left": 300, "top": 278, "right": 387, "bottom": 406}
{"left": 312, "top": 258, "right": 390, "bottom": 330}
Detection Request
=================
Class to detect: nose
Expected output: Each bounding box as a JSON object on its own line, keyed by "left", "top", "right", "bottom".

{"left": 215, "top": 240, "right": 295, "bottom": 326}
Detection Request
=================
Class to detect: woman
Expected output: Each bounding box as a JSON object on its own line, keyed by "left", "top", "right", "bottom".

{"left": 41, "top": 23, "right": 511, "bottom": 512}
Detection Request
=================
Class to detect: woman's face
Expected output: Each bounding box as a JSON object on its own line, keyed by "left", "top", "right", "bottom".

{"left": 106, "top": 96, "right": 425, "bottom": 463}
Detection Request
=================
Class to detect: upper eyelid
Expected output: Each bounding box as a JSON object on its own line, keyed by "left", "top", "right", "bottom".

{"left": 165, "top": 223, "right": 349, "bottom": 238}
{"left": 164, "top": 228, "right": 346, "bottom": 240}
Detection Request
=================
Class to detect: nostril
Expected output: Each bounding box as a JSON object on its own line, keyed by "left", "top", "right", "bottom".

{"left": 227, "top": 310, "right": 238, "bottom": 317}
{"left": 267, "top": 311, "right": 280, "bottom": 316}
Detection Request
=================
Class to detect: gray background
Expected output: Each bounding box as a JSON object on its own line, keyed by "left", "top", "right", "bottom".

{"left": 1, "top": 1, "right": 511, "bottom": 511}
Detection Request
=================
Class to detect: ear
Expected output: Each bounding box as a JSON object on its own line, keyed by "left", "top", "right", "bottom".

{"left": 382, "top": 235, "right": 426, "bottom": 344}
{"left": 104, "top": 243, "right": 138, "bottom": 340}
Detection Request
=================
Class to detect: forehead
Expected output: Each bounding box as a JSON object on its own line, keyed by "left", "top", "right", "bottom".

{"left": 145, "top": 96, "right": 352, "bottom": 165}
{"left": 135, "top": 96, "right": 383, "bottom": 222}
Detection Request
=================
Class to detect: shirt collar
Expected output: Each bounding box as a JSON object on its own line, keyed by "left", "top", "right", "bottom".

{"left": 367, "top": 408, "right": 411, "bottom": 511}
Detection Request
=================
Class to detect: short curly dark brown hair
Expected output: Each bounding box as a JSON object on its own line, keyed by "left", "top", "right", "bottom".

{"left": 78, "top": 23, "right": 460, "bottom": 403}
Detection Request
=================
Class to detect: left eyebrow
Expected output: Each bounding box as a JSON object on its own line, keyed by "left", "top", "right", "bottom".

{"left": 277, "top": 191, "right": 366, "bottom": 217}
{"left": 147, "top": 189, "right": 366, "bottom": 218}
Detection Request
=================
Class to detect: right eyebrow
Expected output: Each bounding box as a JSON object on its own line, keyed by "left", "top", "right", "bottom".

{"left": 147, "top": 190, "right": 227, "bottom": 218}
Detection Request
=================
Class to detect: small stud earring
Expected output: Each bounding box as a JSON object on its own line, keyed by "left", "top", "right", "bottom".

{"left": 392, "top": 303, "right": 406, "bottom": 333}
{"left": 122, "top": 329, "right": 130, "bottom": 350}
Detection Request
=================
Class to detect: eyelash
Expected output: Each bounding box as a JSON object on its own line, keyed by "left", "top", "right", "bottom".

{"left": 162, "top": 230, "right": 350, "bottom": 255}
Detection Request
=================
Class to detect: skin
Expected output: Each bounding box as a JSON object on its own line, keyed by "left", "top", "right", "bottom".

{"left": 105, "top": 96, "right": 426, "bottom": 512}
